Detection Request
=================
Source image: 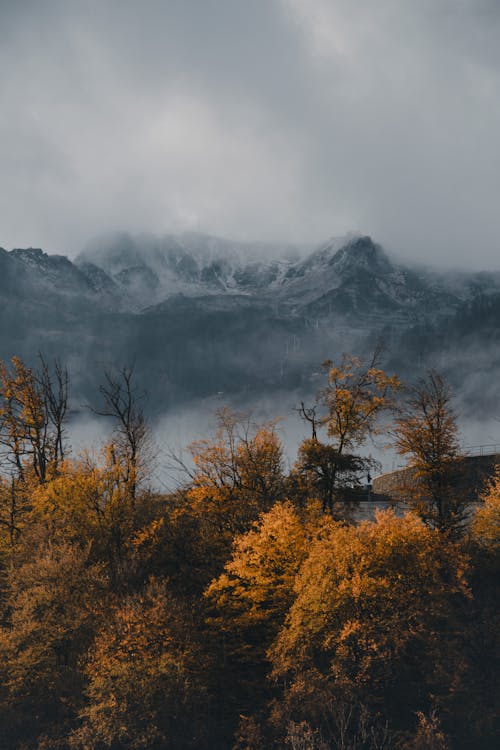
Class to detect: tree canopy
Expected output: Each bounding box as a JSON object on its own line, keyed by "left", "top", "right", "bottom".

{"left": 0, "top": 355, "right": 497, "bottom": 750}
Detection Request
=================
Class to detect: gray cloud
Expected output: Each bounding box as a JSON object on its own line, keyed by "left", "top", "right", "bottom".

{"left": 1, "top": 0, "right": 500, "bottom": 268}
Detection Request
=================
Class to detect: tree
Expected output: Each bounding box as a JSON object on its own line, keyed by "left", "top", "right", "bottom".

{"left": 472, "top": 468, "right": 500, "bottom": 554}
{"left": 0, "top": 540, "right": 105, "bottom": 748}
{"left": 269, "top": 510, "right": 470, "bottom": 744}
{"left": 392, "top": 371, "right": 466, "bottom": 533}
{"left": 459, "top": 472, "right": 500, "bottom": 747}
{"left": 296, "top": 353, "right": 399, "bottom": 513}
{"left": 159, "top": 410, "right": 287, "bottom": 598}
{"left": 0, "top": 356, "right": 69, "bottom": 484}
{"left": 71, "top": 581, "right": 209, "bottom": 750}
{"left": 31, "top": 447, "right": 162, "bottom": 588}
{"left": 185, "top": 409, "right": 285, "bottom": 544}
{"left": 207, "top": 501, "right": 321, "bottom": 639}
{"left": 205, "top": 501, "right": 327, "bottom": 744}
{"left": 92, "top": 366, "right": 152, "bottom": 505}
{"left": 38, "top": 355, "right": 69, "bottom": 467}
{"left": 206, "top": 501, "right": 323, "bottom": 657}
{"left": 320, "top": 353, "right": 399, "bottom": 451}
{"left": 0, "top": 356, "right": 69, "bottom": 546}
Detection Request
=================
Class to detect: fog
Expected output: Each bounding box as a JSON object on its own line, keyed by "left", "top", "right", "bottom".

{"left": 68, "top": 384, "right": 500, "bottom": 495}
{"left": 3, "top": 0, "right": 500, "bottom": 485}
{"left": 2, "top": 1, "right": 500, "bottom": 269}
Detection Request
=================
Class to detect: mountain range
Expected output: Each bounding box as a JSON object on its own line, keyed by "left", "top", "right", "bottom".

{"left": 1, "top": 232, "right": 500, "bottom": 415}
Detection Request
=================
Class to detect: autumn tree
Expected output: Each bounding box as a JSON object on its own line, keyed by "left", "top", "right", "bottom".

{"left": 166, "top": 409, "right": 286, "bottom": 590}
{"left": 0, "top": 540, "right": 106, "bottom": 748}
{"left": 472, "top": 468, "right": 500, "bottom": 555}
{"left": 207, "top": 501, "right": 321, "bottom": 641}
{"left": 205, "top": 501, "right": 326, "bottom": 732}
{"left": 0, "top": 356, "right": 68, "bottom": 482}
{"left": 71, "top": 580, "right": 210, "bottom": 750}
{"left": 187, "top": 408, "right": 285, "bottom": 524}
{"left": 296, "top": 352, "right": 399, "bottom": 513}
{"left": 269, "top": 510, "right": 470, "bottom": 745}
{"left": 0, "top": 356, "right": 69, "bottom": 546}
{"left": 392, "top": 370, "right": 466, "bottom": 533}
{"left": 30, "top": 446, "right": 165, "bottom": 590}
{"left": 456, "top": 472, "right": 500, "bottom": 747}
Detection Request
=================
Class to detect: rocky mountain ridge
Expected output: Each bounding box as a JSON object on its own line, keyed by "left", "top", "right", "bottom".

{"left": 2, "top": 232, "right": 500, "bottom": 412}
{"left": 72, "top": 231, "right": 499, "bottom": 322}
{"left": 4, "top": 232, "right": 498, "bottom": 319}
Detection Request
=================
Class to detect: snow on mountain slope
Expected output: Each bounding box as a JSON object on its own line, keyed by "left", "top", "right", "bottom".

{"left": 6, "top": 231, "right": 500, "bottom": 329}
{"left": 0, "top": 246, "right": 121, "bottom": 313}
{"left": 76, "top": 231, "right": 300, "bottom": 307}
{"left": 10, "top": 247, "right": 94, "bottom": 291}
{"left": 4, "top": 232, "right": 500, "bottom": 412}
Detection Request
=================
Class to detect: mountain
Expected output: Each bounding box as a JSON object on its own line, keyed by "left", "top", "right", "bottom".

{"left": 272, "top": 235, "right": 460, "bottom": 326}
{"left": 1, "top": 232, "right": 500, "bottom": 414}
{"left": 0, "top": 246, "right": 121, "bottom": 311}
{"left": 76, "top": 232, "right": 298, "bottom": 308}
{"left": 75, "top": 232, "right": 486, "bottom": 325}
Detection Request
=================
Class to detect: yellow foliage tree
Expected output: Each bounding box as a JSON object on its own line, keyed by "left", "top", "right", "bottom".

{"left": 188, "top": 409, "right": 285, "bottom": 528}
{"left": 0, "top": 356, "right": 68, "bottom": 548}
{"left": 459, "top": 470, "right": 500, "bottom": 744}
{"left": 0, "top": 541, "right": 105, "bottom": 746}
{"left": 0, "top": 356, "right": 68, "bottom": 483}
{"left": 472, "top": 468, "right": 500, "bottom": 554}
{"left": 168, "top": 410, "right": 286, "bottom": 586}
{"left": 205, "top": 501, "right": 327, "bottom": 730}
{"left": 297, "top": 353, "right": 399, "bottom": 513}
{"left": 71, "top": 580, "right": 208, "bottom": 750}
{"left": 392, "top": 371, "right": 466, "bottom": 533}
{"left": 270, "top": 510, "right": 470, "bottom": 738}
{"left": 207, "top": 500, "right": 324, "bottom": 646}
{"left": 321, "top": 354, "right": 400, "bottom": 451}
{"left": 30, "top": 444, "right": 159, "bottom": 586}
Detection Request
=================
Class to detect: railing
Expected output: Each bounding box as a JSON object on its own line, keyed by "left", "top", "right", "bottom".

{"left": 462, "top": 444, "right": 500, "bottom": 457}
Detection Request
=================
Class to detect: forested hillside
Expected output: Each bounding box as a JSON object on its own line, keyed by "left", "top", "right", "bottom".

{"left": 0, "top": 355, "right": 498, "bottom": 749}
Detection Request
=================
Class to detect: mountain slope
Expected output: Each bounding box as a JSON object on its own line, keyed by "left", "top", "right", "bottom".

{"left": 76, "top": 231, "right": 298, "bottom": 308}
{"left": 76, "top": 232, "right": 483, "bottom": 327}
{"left": 2, "top": 232, "right": 500, "bottom": 411}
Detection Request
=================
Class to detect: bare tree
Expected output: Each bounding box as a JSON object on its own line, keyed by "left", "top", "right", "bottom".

{"left": 298, "top": 402, "right": 319, "bottom": 441}
{"left": 92, "top": 366, "right": 152, "bottom": 502}
{"left": 37, "top": 355, "right": 69, "bottom": 466}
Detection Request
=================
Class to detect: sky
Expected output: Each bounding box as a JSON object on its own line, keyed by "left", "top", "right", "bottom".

{"left": 1, "top": 0, "right": 500, "bottom": 268}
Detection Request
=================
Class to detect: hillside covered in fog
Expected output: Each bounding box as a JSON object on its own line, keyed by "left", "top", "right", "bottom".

{"left": 1, "top": 232, "right": 500, "bottom": 418}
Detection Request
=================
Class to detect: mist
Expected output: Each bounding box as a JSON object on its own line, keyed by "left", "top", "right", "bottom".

{"left": 67, "top": 374, "right": 500, "bottom": 499}
{"left": 2, "top": 1, "right": 500, "bottom": 269}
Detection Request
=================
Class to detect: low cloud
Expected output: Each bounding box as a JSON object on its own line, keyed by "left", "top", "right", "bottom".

{"left": 1, "top": 0, "right": 500, "bottom": 268}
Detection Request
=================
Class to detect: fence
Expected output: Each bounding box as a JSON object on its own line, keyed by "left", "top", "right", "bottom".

{"left": 462, "top": 444, "right": 500, "bottom": 457}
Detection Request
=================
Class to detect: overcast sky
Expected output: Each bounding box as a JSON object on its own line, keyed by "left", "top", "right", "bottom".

{"left": 1, "top": 0, "right": 500, "bottom": 268}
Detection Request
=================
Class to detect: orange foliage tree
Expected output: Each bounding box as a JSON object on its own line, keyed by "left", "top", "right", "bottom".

{"left": 71, "top": 580, "right": 209, "bottom": 750}
{"left": 0, "top": 541, "right": 106, "bottom": 747}
{"left": 0, "top": 356, "right": 68, "bottom": 546}
{"left": 205, "top": 500, "right": 328, "bottom": 741}
{"left": 269, "top": 510, "right": 470, "bottom": 742}
{"left": 165, "top": 409, "right": 287, "bottom": 592}
{"left": 296, "top": 353, "right": 399, "bottom": 513}
{"left": 392, "top": 371, "right": 466, "bottom": 533}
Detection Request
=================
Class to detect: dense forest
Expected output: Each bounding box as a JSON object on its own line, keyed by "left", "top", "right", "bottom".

{"left": 0, "top": 354, "right": 498, "bottom": 749}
